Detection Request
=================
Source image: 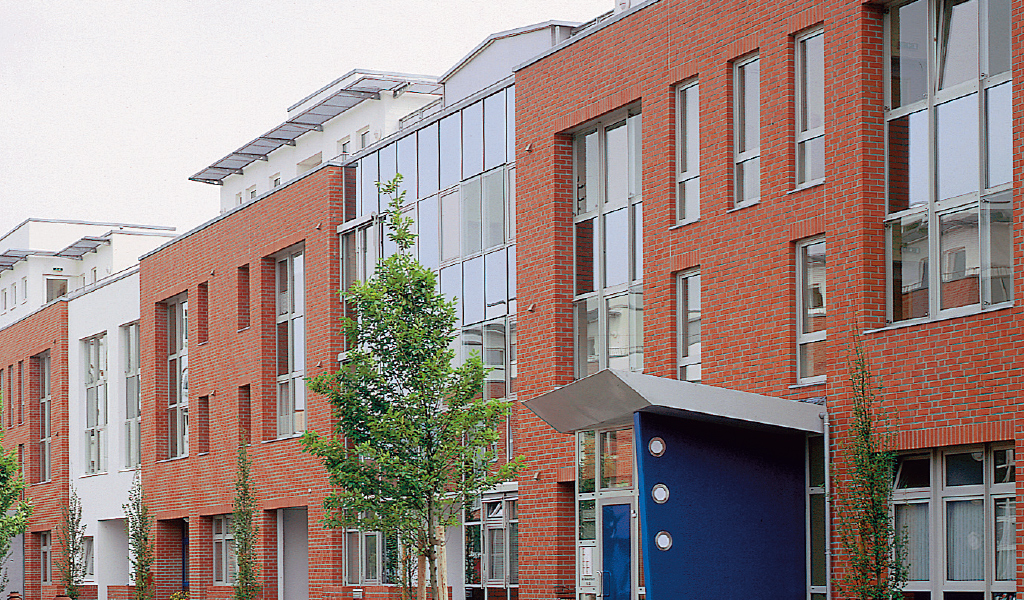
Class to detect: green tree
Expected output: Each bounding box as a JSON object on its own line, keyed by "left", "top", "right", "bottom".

{"left": 302, "top": 174, "right": 523, "bottom": 600}
{"left": 836, "top": 342, "right": 908, "bottom": 599}
{"left": 56, "top": 487, "right": 86, "bottom": 599}
{"left": 232, "top": 441, "right": 260, "bottom": 600}
{"left": 0, "top": 394, "right": 32, "bottom": 590}
{"left": 123, "top": 475, "right": 155, "bottom": 600}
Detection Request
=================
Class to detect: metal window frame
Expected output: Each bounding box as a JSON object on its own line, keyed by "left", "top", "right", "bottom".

{"left": 39, "top": 352, "right": 51, "bottom": 482}
{"left": 675, "top": 80, "right": 700, "bottom": 224}
{"left": 795, "top": 28, "right": 826, "bottom": 187}
{"left": 734, "top": 53, "right": 762, "bottom": 208}
{"left": 166, "top": 295, "right": 189, "bottom": 458}
{"left": 275, "top": 247, "right": 306, "bottom": 438}
{"left": 212, "top": 514, "right": 235, "bottom": 585}
{"left": 465, "top": 494, "right": 520, "bottom": 596}
{"left": 124, "top": 322, "right": 142, "bottom": 468}
{"left": 676, "top": 269, "right": 702, "bottom": 382}
{"left": 83, "top": 333, "right": 108, "bottom": 474}
{"left": 796, "top": 238, "right": 827, "bottom": 384}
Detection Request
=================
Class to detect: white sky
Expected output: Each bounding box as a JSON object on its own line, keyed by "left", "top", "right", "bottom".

{"left": 0, "top": 0, "right": 608, "bottom": 238}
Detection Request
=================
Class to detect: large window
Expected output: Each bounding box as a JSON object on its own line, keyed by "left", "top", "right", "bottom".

{"left": 40, "top": 531, "right": 51, "bottom": 584}
{"left": 734, "top": 55, "right": 761, "bottom": 207}
{"left": 276, "top": 248, "right": 305, "bottom": 437}
{"left": 38, "top": 352, "right": 51, "bottom": 482}
{"left": 84, "top": 333, "right": 108, "bottom": 474}
{"left": 167, "top": 295, "right": 188, "bottom": 458}
{"left": 212, "top": 515, "right": 236, "bottom": 585}
{"left": 574, "top": 109, "right": 644, "bottom": 377}
{"left": 343, "top": 528, "right": 399, "bottom": 586}
{"left": 465, "top": 495, "right": 519, "bottom": 600}
{"left": 886, "top": 0, "right": 1012, "bottom": 322}
{"left": 796, "top": 29, "right": 825, "bottom": 186}
{"left": 893, "top": 444, "right": 1015, "bottom": 599}
{"left": 124, "top": 322, "right": 141, "bottom": 468}
{"left": 676, "top": 81, "right": 700, "bottom": 223}
{"left": 797, "top": 239, "right": 827, "bottom": 382}
{"left": 676, "top": 270, "right": 701, "bottom": 382}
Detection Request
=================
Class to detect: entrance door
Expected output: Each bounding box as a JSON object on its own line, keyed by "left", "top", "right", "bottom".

{"left": 600, "top": 503, "right": 632, "bottom": 600}
{"left": 279, "top": 508, "right": 309, "bottom": 600}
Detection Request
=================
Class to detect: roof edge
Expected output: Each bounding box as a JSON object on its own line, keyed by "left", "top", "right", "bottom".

{"left": 439, "top": 20, "right": 582, "bottom": 83}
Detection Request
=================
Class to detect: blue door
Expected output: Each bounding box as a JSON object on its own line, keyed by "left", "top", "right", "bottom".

{"left": 602, "top": 503, "right": 631, "bottom": 600}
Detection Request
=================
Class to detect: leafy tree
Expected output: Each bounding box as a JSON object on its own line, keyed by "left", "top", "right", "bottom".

{"left": 56, "top": 487, "right": 86, "bottom": 599}
{"left": 0, "top": 395, "right": 31, "bottom": 590}
{"left": 303, "top": 174, "right": 523, "bottom": 600}
{"left": 123, "top": 475, "right": 155, "bottom": 600}
{"left": 835, "top": 342, "right": 908, "bottom": 599}
{"left": 232, "top": 441, "right": 260, "bottom": 600}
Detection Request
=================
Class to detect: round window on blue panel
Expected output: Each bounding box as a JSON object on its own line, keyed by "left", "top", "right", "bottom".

{"left": 652, "top": 483, "right": 670, "bottom": 504}
{"left": 655, "top": 530, "right": 673, "bottom": 551}
{"left": 648, "top": 437, "right": 666, "bottom": 457}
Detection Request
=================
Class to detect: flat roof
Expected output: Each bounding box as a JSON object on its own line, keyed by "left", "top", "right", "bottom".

{"left": 190, "top": 70, "right": 442, "bottom": 186}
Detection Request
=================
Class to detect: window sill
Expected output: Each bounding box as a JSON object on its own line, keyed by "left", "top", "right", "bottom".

{"left": 30, "top": 480, "right": 52, "bottom": 487}
{"left": 727, "top": 200, "right": 760, "bottom": 213}
{"left": 262, "top": 433, "right": 305, "bottom": 444}
{"left": 864, "top": 301, "right": 1014, "bottom": 334}
{"left": 789, "top": 378, "right": 826, "bottom": 389}
{"left": 669, "top": 218, "right": 699, "bottom": 230}
{"left": 119, "top": 467, "right": 139, "bottom": 473}
{"left": 157, "top": 454, "right": 189, "bottom": 464}
{"left": 237, "top": 326, "right": 251, "bottom": 333}
{"left": 787, "top": 179, "right": 826, "bottom": 194}
{"left": 79, "top": 471, "right": 108, "bottom": 478}
{"left": 196, "top": 451, "right": 210, "bottom": 457}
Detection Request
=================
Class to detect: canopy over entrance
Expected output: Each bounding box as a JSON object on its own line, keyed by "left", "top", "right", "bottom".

{"left": 524, "top": 369, "right": 824, "bottom": 435}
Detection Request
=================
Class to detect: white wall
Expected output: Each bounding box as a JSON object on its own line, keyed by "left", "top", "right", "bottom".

{"left": 280, "top": 508, "right": 308, "bottom": 600}
{"left": 0, "top": 533, "right": 24, "bottom": 598}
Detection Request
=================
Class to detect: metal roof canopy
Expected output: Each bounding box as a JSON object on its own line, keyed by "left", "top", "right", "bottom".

{"left": 0, "top": 249, "right": 55, "bottom": 272}
{"left": 191, "top": 71, "right": 442, "bottom": 185}
{"left": 524, "top": 369, "right": 824, "bottom": 435}
{"left": 55, "top": 236, "right": 108, "bottom": 258}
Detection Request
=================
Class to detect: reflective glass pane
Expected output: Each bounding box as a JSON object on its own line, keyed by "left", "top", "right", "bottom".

{"left": 440, "top": 263, "right": 463, "bottom": 325}
{"left": 575, "top": 131, "right": 600, "bottom": 215}
{"left": 604, "top": 208, "right": 629, "bottom": 288}
{"left": 628, "top": 113, "right": 642, "bottom": 200}
{"left": 939, "top": 207, "right": 980, "bottom": 309}
{"left": 680, "top": 84, "right": 699, "bottom": 174}
{"left": 463, "top": 255, "right": 484, "bottom": 325}
{"left": 484, "top": 250, "right": 507, "bottom": 320}
{"left": 799, "top": 339, "right": 826, "bottom": 379}
{"left": 737, "top": 58, "right": 760, "bottom": 152}
{"left": 575, "top": 218, "right": 596, "bottom": 295}
{"left": 578, "top": 499, "right": 596, "bottom": 540}
{"left": 995, "top": 497, "right": 1015, "bottom": 579}
{"left": 801, "top": 33, "right": 825, "bottom": 132}
{"left": 575, "top": 297, "right": 599, "bottom": 377}
{"left": 507, "top": 246, "right": 516, "bottom": 300}
{"left": 439, "top": 114, "right": 461, "bottom": 189}
{"left": 983, "top": 192, "right": 1013, "bottom": 304}
{"left": 988, "top": 0, "right": 1011, "bottom": 76}
{"left": 938, "top": 0, "right": 979, "bottom": 90}
{"left": 947, "top": 499, "right": 984, "bottom": 580}
{"left": 462, "top": 178, "right": 483, "bottom": 256}
{"left": 507, "top": 166, "right": 516, "bottom": 239}
{"left": 809, "top": 436, "right": 825, "bottom": 488}
{"left": 801, "top": 241, "right": 827, "bottom": 334}
{"left": 986, "top": 82, "right": 1012, "bottom": 188}
{"left": 888, "top": 110, "right": 929, "bottom": 212}
{"left": 600, "top": 428, "right": 633, "bottom": 489}
{"left": 441, "top": 189, "right": 461, "bottom": 262}
{"left": 897, "top": 503, "right": 930, "bottom": 580}
{"left": 506, "top": 86, "right": 515, "bottom": 161}
{"left": 799, "top": 136, "right": 825, "bottom": 184}
{"left": 484, "top": 92, "right": 506, "bottom": 171}
{"left": 947, "top": 451, "right": 984, "bottom": 486}
{"left": 397, "top": 134, "right": 417, "bottom": 202}
{"left": 360, "top": 154, "right": 379, "bottom": 216}
{"left": 737, "top": 156, "right": 760, "bottom": 203}
{"left": 810, "top": 494, "right": 826, "bottom": 586}
{"left": 483, "top": 169, "right": 505, "bottom": 250}
{"left": 605, "top": 121, "right": 628, "bottom": 206}
{"left": 378, "top": 144, "right": 397, "bottom": 190}
{"left": 890, "top": 0, "right": 928, "bottom": 108}
{"left": 889, "top": 213, "right": 930, "bottom": 321}
{"left": 463, "top": 102, "right": 484, "bottom": 179}
{"left": 629, "top": 289, "right": 643, "bottom": 372}
{"left": 994, "top": 448, "right": 1015, "bottom": 483}
{"left": 897, "top": 456, "right": 931, "bottom": 488}
{"left": 418, "top": 123, "right": 440, "bottom": 197}
{"left": 487, "top": 528, "right": 505, "bottom": 581}
{"left": 632, "top": 202, "right": 643, "bottom": 282}
{"left": 679, "top": 177, "right": 700, "bottom": 222}
{"left": 419, "top": 196, "right": 439, "bottom": 270}
{"left": 578, "top": 431, "right": 595, "bottom": 493}
{"left": 465, "top": 524, "right": 482, "bottom": 584}
{"left": 936, "top": 93, "right": 980, "bottom": 201}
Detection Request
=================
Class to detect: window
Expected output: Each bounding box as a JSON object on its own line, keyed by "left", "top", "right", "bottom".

{"left": 89, "top": 268, "right": 97, "bottom": 284}
{"left": 40, "top": 531, "right": 51, "bottom": 584}
{"left": 166, "top": 295, "right": 188, "bottom": 458}
{"left": 886, "top": 0, "right": 1012, "bottom": 322}
{"left": 796, "top": 29, "right": 825, "bottom": 185}
{"left": 1, "top": 289, "right": 6, "bottom": 311}
{"left": 235, "top": 192, "right": 243, "bottom": 206}
{"left": 343, "top": 528, "right": 399, "bottom": 585}
{"left": 797, "top": 239, "right": 827, "bottom": 382}
{"left": 212, "top": 515, "right": 236, "bottom": 585}
{"left": 676, "top": 270, "right": 701, "bottom": 382}
{"left": 84, "top": 333, "right": 108, "bottom": 474}
{"left": 339, "top": 138, "right": 351, "bottom": 156}
{"left": 573, "top": 108, "right": 644, "bottom": 377}
{"left": 734, "top": 54, "right": 761, "bottom": 206}
{"left": 360, "top": 130, "right": 370, "bottom": 149}
{"left": 806, "top": 436, "right": 827, "bottom": 600}
{"left": 237, "top": 265, "right": 251, "bottom": 330}
{"left": 20, "top": 277, "right": 26, "bottom": 303}
{"left": 247, "top": 186, "right": 257, "bottom": 201}
{"left": 676, "top": 81, "right": 700, "bottom": 223}
{"left": 38, "top": 353, "right": 51, "bottom": 482}
{"left": 124, "top": 323, "right": 141, "bottom": 468}
{"left": 271, "top": 173, "right": 282, "bottom": 188}
{"left": 276, "top": 248, "right": 305, "bottom": 437}
{"left": 465, "top": 496, "right": 519, "bottom": 598}
{"left": 45, "top": 278, "right": 67, "bottom": 302}
{"left": 893, "top": 444, "right": 1015, "bottom": 599}
{"left": 196, "top": 282, "right": 209, "bottom": 344}
{"left": 10, "top": 283, "right": 16, "bottom": 306}
{"left": 83, "top": 536, "right": 95, "bottom": 579}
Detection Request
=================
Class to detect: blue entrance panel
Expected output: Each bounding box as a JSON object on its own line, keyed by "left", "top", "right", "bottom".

{"left": 635, "top": 411, "right": 806, "bottom": 599}
{"left": 603, "top": 503, "right": 632, "bottom": 600}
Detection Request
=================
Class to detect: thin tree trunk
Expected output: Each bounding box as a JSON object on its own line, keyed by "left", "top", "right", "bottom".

{"left": 417, "top": 553, "right": 427, "bottom": 600}
{"left": 436, "top": 525, "right": 448, "bottom": 600}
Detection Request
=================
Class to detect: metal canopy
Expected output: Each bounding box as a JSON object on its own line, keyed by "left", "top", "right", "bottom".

{"left": 0, "top": 249, "right": 54, "bottom": 272}
{"left": 190, "top": 72, "right": 442, "bottom": 185}
{"left": 524, "top": 369, "right": 824, "bottom": 435}
{"left": 55, "top": 236, "right": 108, "bottom": 258}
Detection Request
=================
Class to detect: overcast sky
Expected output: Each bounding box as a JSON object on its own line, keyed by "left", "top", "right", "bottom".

{"left": 0, "top": 0, "right": 608, "bottom": 238}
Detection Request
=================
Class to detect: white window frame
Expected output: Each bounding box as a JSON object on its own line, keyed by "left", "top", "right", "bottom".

{"left": 893, "top": 444, "right": 1016, "bottom": 598}
{"left": 884, "top": 0, "right": 1014, "bottom": 324}
{"left": 40, "top": 531, "right": 51, "bottom": 584}
{"left": 45, "top": 277, "right": 67, "bottom": 302}
{"left": 343, "top": 528, "right": 399, "bottom": 586}
{"left": 676, "top": 80, "right": 701, "bottom": 224}
{"left": 213, "top": 515, "right": 236, "bottom": 585}
{"left": 734, "top": 54, "right": 761, "bottom": 207}
{"left": 83, "top": 536, "right": 95, "bottom": 580}
{"left": 796, "top": 238, "right": 827, "bottom": 384}
{"left": 276, "top": 247, "right": 305, "bottom": 437}
{"left": 796, "top": 28, "right": 825, "bottom": 187}
{"left": 676, "top": 269, "right": 701, "bottom": 382}
{"left": 465, "top": 495, "right": 520, "bottom": 596}
{"left": 270, "top": 173, "right": 282, "bottom": 189}
{"left": 166, "top": 295, "right": 188, "bottom": 458}
{"left": 1, "top": 289, "right": 6, "bottom": 312}
{"left": 20, "top": 276, "right": 26, "bottom": 303}
{"left": 124, "top": 322, "right": 142, "bottom": 468}
{"left": 572, "top": 107, "right": 644, "bottom": 378}
{"left": 39, "top": 352, "right": 51, "bottom": 482}
{"left": 84, "top": 333, "right": 108, "bottom": 474}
